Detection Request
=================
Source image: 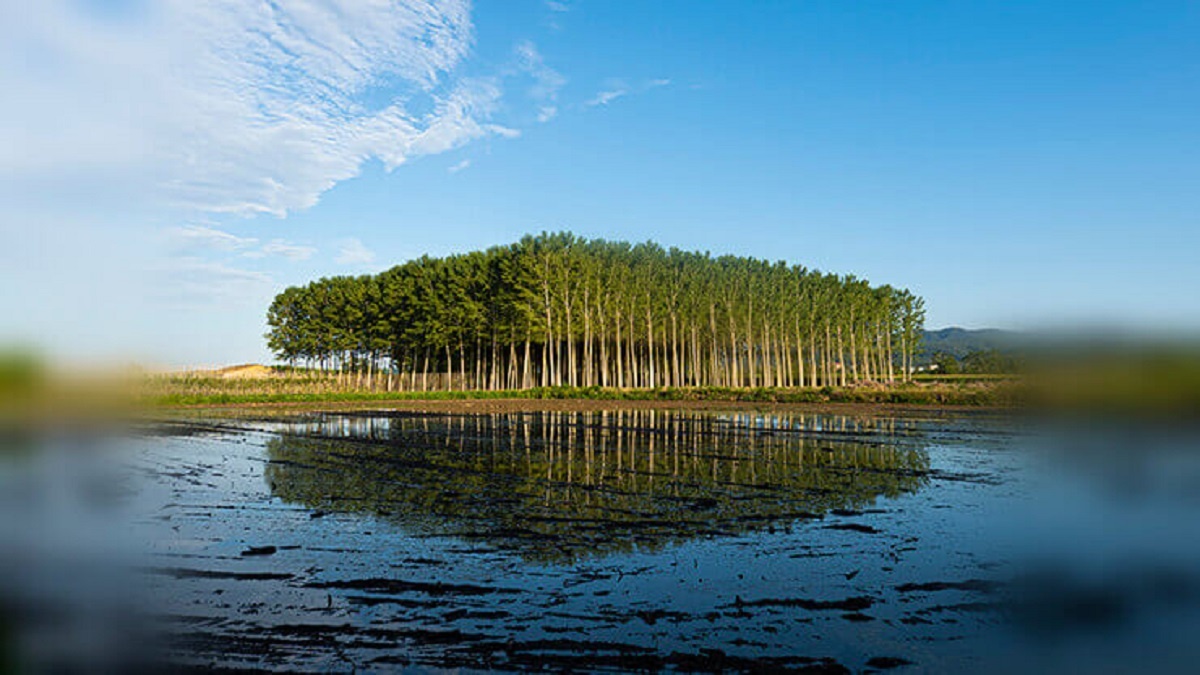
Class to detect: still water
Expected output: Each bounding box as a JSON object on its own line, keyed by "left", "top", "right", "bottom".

{"left": 2, "top": 409, "right": 1199, "bottom": 672}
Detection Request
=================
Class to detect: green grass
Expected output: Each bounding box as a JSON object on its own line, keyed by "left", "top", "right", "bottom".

{"left": 150, "top": 383, "right": 1017, "bottom": 408}
{"left": 911, "top": 373, "right": 1018, "bottom": 382}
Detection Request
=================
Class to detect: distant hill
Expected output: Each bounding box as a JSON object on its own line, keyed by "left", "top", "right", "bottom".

{"left": 919, "top": 328, "right": 1022, "bottom": 363}
{"left": 920, "top": 326, "right": 1200, "bottom": 366}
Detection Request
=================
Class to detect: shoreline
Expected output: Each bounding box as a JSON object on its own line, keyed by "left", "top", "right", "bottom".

{"left": 147, "top": 382, "right": 1014, "bottom": 409}
{"left": 155, "top": 396, "right": 1010, "bottom": 418}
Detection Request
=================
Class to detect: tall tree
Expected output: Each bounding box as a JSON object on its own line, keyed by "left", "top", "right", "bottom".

{"left": 265, "top": 233, "right": 925, "bottom": 391}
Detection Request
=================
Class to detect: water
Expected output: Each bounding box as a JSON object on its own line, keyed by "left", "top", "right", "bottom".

{"left": 2, "top": 409, "right": 1199, "bottom": 672}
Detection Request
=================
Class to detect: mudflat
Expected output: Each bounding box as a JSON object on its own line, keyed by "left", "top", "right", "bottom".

{"left": 3, "top": 408, "right": 1198, "bottom": 672}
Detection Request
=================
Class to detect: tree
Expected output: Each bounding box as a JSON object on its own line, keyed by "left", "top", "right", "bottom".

{"left": 930, "top": 352, "right": 960, "bottom": 375}
{"left": 264, "top": 232, "right": 926, "bottom": 392}
{"left": 962, "top": 349, "right": 1014, "bottom": 374}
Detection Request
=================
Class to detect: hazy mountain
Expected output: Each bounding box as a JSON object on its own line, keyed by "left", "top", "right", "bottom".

{"left": 920, "top": 327, "right": 1022, "bottom": 362}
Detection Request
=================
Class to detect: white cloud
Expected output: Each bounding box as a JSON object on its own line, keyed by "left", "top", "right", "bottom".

{"left": 248, "top": 239, "right": 317, "bottom": 261}
{"left": 585, "top": 78, "right": 671, "bottom": 108}
{"left": 448, "top": 159, "right": 472, "bottom": 173}
{"left": 514, "top": 41, "right": 566, "bottom": 122}
{"left": 166, "top": 225, "right": 257, "bottom": 253}
{"left": 1, "top": 1, "right": 518, "bottom": 217}
{"left": 167, "top": 225, "right": 313, "bottom": 260}
{"left": 586, "top": 86, "right": 628, "bottom": 107}
{"left": 545, "top": 1, "right": 570, "bottom": 12}
{"left": 336, "top": 238, "right": 377, "bottom": 265}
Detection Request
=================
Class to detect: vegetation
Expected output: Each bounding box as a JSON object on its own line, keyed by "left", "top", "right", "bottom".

{"left": 0, "top": 348, "right": 43, "bottom": 400}
{"left": 920, "top": 327, "right": 1020, "bottom": 363}
{"left": 266, "top": 232, "right": 926, "bottom": 392}
{"left": 144, "top": 374, "right": 1013, "bottom": 408}
{"left": 927, "top": 348, "right": 1020, "bottom": 375}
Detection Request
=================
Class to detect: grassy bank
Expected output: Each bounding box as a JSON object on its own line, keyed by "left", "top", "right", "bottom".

{"left": 910, "top": 373, "right": 1018, "bottom": 383}
{"left": 149, "top": 382, "right": 1015, "bottom": 408}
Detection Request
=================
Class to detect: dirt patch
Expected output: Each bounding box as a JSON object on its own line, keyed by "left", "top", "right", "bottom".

{"left": 215, "top": 364, "right": 274, "bottom": 379}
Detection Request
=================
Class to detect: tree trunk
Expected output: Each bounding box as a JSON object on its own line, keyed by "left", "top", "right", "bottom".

{"left": 422, "top": 349, "right": 430, "bottom": 392}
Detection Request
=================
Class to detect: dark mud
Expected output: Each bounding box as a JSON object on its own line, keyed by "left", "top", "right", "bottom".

{"left": 3, "top": 409, "right": 1200, "bottom": 672}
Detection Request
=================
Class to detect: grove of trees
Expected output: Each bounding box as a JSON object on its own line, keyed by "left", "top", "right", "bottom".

{"left": 266, "top": 232, "right": 925, "bottom": 391}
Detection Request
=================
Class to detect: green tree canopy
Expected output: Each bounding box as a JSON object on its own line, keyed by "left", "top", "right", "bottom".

{"left": 266, "top": 233, "right": 925, "bottom": 391}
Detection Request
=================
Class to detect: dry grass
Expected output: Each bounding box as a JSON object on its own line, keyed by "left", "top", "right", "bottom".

{"left": 215, "top": 364, "right": 275, "bottom": 379}
{"left": 138, "top": 369, "right": 1019, "bottom": 408}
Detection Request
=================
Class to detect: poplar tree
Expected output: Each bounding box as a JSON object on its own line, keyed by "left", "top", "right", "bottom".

{"left": 265, "top": 233, "right": 925, "bottom": 391}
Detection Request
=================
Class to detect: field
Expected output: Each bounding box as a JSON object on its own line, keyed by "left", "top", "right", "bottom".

{"left": 132, "top": 354, "right": 1200, "bottom": 417}
{"left": 910, "top": 373, "right": 1017, "bottom": 382}
{"left": 142, "top": 369, "right": 1017, "bottom": 408}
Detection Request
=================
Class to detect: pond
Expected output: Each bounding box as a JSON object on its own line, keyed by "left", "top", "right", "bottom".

{"left": 2, "top": 409, "right": 1199, "bottom": 672}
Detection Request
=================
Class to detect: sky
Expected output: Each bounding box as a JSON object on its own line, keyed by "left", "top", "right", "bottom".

{"left": 1, "top": 0, "right": 1197, "bottom": 367}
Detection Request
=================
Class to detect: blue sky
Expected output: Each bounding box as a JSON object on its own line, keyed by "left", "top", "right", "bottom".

{"left": 2, "top": 1, "right": 1197, "bottom": 366}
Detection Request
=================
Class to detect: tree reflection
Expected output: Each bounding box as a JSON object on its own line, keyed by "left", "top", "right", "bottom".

{"left": 265, "top": 411, "right": 930, "bottom": 562}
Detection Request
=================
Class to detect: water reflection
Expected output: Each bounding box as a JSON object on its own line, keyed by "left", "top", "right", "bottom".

{"left": 265, "top": 411, "right": 930, "bottom": 561}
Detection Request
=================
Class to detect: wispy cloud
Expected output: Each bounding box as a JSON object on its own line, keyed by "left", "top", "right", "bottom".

{"left": 585, "top": 78, "right": 671, "bottom": 108}
{"left": 167, "top": 225, "right": 314, "bottom": 261}
{"left": 543, "top": 0, "right": 570, "bottom": 30}
{"left": 166, "top": 225, "right": 257, "bottom": 253}
{"left": 246, "top": 240, "right": 317, "bottom": 262}
{"left": 154, "top": 257, "right": 273, "bottom": 306}
{"left": 586, "top": 87, "right": 628, "bottom": 107}
{"left": 336, "top": 238, "right": 377, "bottom": 266}
{"left": 2, "top": 1, "right": 516, "bottom": 217}
{"left": 514, "top": 41, "right": 566, "bottom": 123}
{"left": 448, "top": 159, "right": 472, "bottom": 173}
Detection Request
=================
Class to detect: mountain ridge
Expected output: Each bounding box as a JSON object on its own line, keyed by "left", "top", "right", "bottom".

{"left": 921, "top": 327, "right": 1021, "bottom": 361}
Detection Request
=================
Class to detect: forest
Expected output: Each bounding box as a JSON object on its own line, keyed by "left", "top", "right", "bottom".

{"left": 265, "top": 232, "right": 926, "bottom": 392}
